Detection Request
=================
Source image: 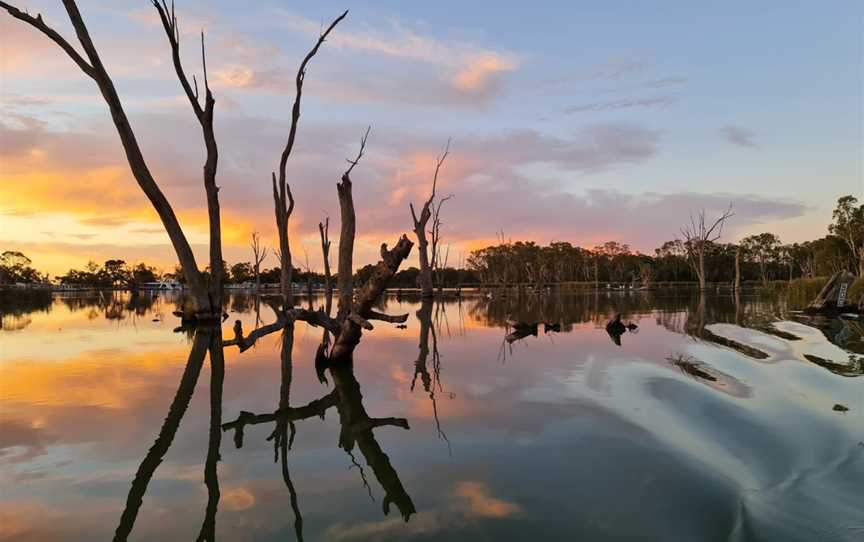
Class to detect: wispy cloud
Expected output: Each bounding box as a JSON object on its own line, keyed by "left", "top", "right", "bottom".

{"left": 721, "top": 125, "right": 759, "bottom": 148}
{"left": 213, "top": 10, "right": 519, "bottom": 105}
{"left": 564, "top": 96, "right": 675, "bottom": 114}
{"left": 644, "top": 76, "right": 688, "bottom": 88}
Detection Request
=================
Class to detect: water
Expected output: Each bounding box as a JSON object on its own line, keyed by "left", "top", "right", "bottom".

{"left": 1, "top": 290, "right": 862, "bottom": 541}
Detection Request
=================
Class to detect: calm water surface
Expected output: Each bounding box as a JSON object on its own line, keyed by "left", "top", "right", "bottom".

{"left": 1, "top": 290, "right": 862, "bottom": 541}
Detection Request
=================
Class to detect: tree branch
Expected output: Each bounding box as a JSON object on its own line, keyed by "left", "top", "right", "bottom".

{"left": 277, "top": 9, "right": 348, "bottom": 187}
{"left": 344, "top": 125, "right": 371, "bottom": 178}
{"left": 330, "top": 235, "right": 414, "bottom": 361}
{"left": 0, "top": 1, "right": 95, "bottom": 78}
{"left": 152, "top": 0, "right": 203, "bottom": 118}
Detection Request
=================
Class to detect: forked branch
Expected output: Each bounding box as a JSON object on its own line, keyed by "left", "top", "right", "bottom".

{"left": 0, "top": 1, "right": 95, "bottom": 77}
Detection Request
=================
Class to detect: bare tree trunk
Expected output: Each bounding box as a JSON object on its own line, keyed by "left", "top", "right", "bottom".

{"left": 272, "top": 179, "right": 295, "bottom": 308}
{"left": 271, "top": 10, "right": 347, "bottom": 310}
{"left": 251, "top": 232, "right": 268, "bottom": 293}
{"left": 430, "top": 194, "right": 453, "bottom": 295}
{"left": 337, "top": 128, "right": 369, "bottom": 318}
{"left": 681, "top": 207, "right": 733, "bottom": 292}
{"left": 413, "top": 217, "right": 433, "bottom": 296}
{"left": 319, "top": 218, "right": 332, "bottom": 307}
{"left": 153, "top": 3, "right": 224, "bottom": 312}
{"left": 699, "top": 250, "right": 707, "bottom": 290}
{"left": 734, "top": 247, "right": 741, "bottom": 291}
{"left": 1, "top": 1, "right": 214, "bottom": 316}
{"left": 411, "top": 140, "right": 450, "bottom": 298}
{"left": 330, "top": 236, "right": 413, "bottom": 362}
{"left": 337, "top": 174, "right": 355, "bottom": 317}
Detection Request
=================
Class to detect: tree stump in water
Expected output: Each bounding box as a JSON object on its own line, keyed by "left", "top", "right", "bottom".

{"left": 806, "top": 271, "right": 858, "bottom": 313}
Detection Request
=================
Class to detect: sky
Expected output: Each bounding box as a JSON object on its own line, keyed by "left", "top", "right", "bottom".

{"left": 1, "top": 0, "right": 862, "bottom": 277}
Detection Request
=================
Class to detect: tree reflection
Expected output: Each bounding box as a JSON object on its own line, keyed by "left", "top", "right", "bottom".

{"left": 114, "top": 328, "right": 213, "bottom": 542}
{"left": 412, "top": 298, "right": 452, "bottom": 454}
{"left": 199, "top": 330, "right": 225, "bottom": 542}
{"left": 222, "top": 321, "right": 416, "bottom": 539}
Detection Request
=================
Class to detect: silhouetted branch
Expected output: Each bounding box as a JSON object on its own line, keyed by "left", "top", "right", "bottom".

{"left": 272, "top": 9, "right": 346, "bottom": 307}
{"left": 0, "top": 1, "right": 95, "bottom": 78}
{"left": 153, "top": 0, "right": 223, "bottom": 307}
{"left": 221, "top": 392, "right": 337, "bottom": 449}
{"left": 330, "top": 235, "right": 414, "bottom": 361}
{"left": 337, "top": 127, "right": 370, "bottom": 316}
{"left": 410, "top": 138, "right": 451, "bottom": 297}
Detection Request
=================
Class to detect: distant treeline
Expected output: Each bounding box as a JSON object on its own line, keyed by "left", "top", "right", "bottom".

{"left": 3, "top": 195, "right": 861, "bottom": 289}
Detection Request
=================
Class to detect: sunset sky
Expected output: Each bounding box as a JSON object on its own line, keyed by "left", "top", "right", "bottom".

{"left": 1, "top": 0, "right": 862, "bottom": 277}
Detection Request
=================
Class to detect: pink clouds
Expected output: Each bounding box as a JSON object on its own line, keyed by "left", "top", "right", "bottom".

{"left": 0, "top": 109, "right": 808, "bottom": 275}
{"left": 212, "top": 9, "right": 519, "bottom": 106}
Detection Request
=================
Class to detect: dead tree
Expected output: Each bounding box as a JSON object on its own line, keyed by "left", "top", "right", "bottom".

{"left": 337, "top": 127, "right": 370, "bottom": 317}
{"left": 330, "top": 236, "right": 413, "bottom": 362}
{"left": 430, "top": 193, "right": 454, "bottom": 294}
{"left": 680, "top": 206, "right": 734, "bottom": 290}
{"left": 251, "top": 231, "right": 268, "bottom": 293}
{"left": 222, "top": 239, "right": 416, "bottom": 528}
{"left": 272, "top": 10, "right": 348, "bottom": 309}
{"left": 733, "top": 246, "right": 741, "bottom": 291}
{"left": 1, "top": 0, "right": 222, "bottom": 319}
{"left": 410, "top": 139, "right": 450, "bottom": 298}
{"left": 319, "top": 217, "right": 333, "bottom": 309}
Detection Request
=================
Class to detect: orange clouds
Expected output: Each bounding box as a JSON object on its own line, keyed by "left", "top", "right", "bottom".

{"left": 452, "top": 54, "right": 518, "bottom": 93}
{"left": 453, "top": 481, "right": 521, "bottom": 518}
{"left": 220, "top": 487, "right": 256, "bottom": 511}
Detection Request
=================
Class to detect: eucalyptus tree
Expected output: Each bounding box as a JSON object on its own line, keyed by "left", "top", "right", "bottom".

{"left": 741, "top": 233, "right": 781, "bottom": 285}
{"left": 828, "top": 195, "right": 864, "bottom": 276}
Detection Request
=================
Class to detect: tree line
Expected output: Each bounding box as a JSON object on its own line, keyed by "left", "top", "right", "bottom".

{"left": 464, "top": 195, "right": 862, "bottom": 288}
{"left": 4, "top": 194, "right": 860, "bottom": 291}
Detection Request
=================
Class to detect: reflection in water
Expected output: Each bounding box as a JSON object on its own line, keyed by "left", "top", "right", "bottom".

{"left": 200, "top": 329, "right": 225, "bottom": 542}
{"left": 114, "top": 330, "right": 211, "bottom": 542}
{"left": 221, "top": 323, "right": 416, "bottom": 539}
{"left": 2, "top": 290, "right": 863, "bottom": 541}
{"left": 412, "top": 299, "right": 452, "bottom": 454}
